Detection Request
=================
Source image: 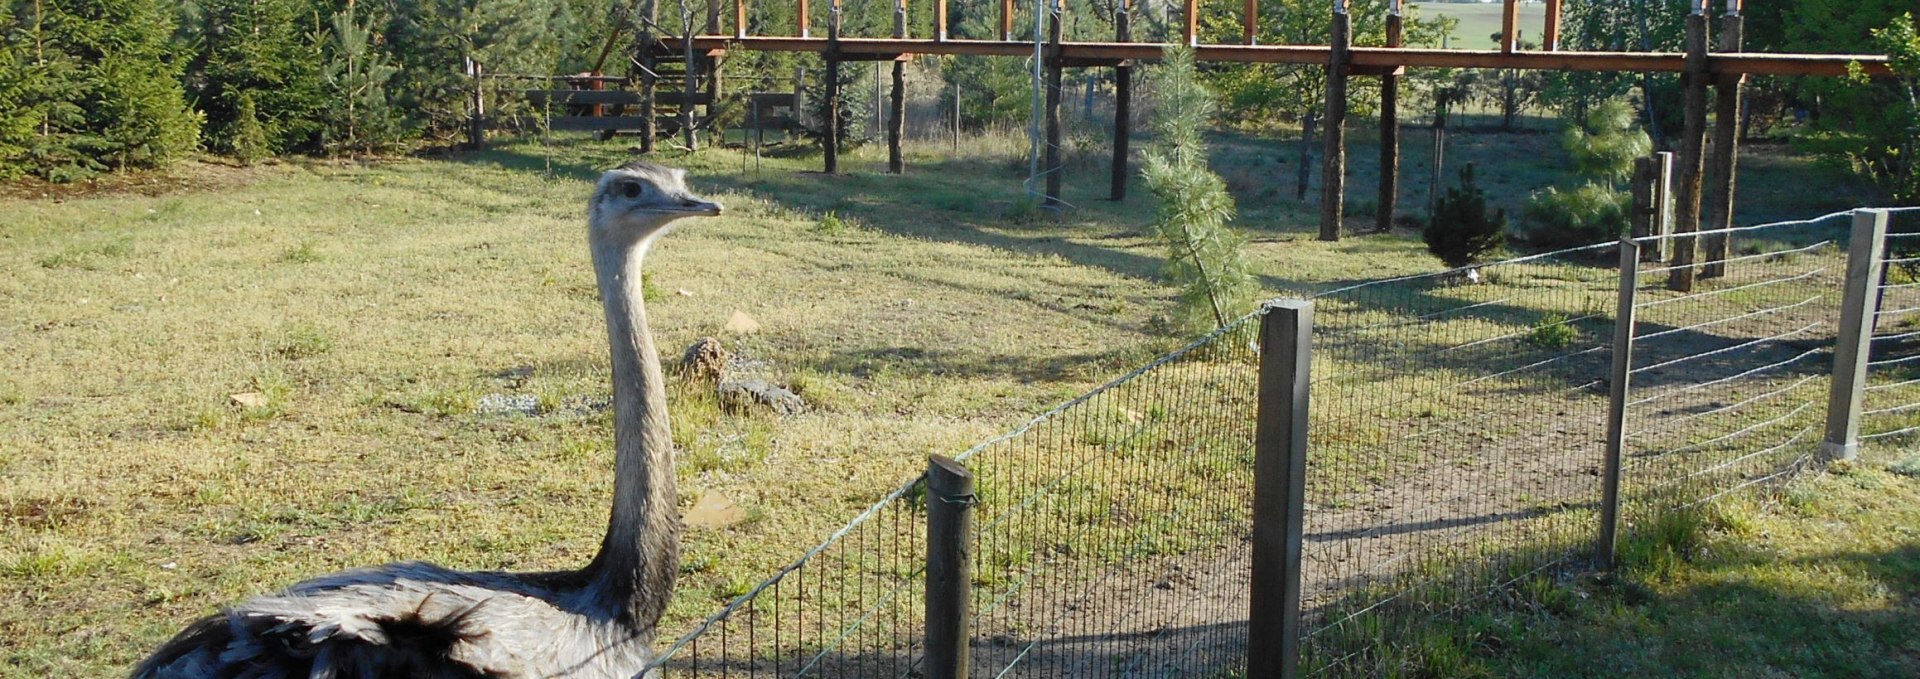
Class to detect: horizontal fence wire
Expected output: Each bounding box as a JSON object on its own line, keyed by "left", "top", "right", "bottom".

{"left": 644, "top": 207, "right": 1915, "bottom": 679}
{"left": 1862, "top": 209, "right": 1920, "bottom": 443}
{"left": 1620, "top": 225, "right": 1839, "bottom": 515}
{"left": 1296, "top": 247, "right": 1618, "bottom": 676}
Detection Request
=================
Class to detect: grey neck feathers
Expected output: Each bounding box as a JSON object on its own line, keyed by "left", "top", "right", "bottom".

{"left": 582, "top": 230, "right": 680, "bottom": 629}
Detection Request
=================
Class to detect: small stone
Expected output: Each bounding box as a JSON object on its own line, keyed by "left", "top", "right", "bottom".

{"left": 717, "top": 378, "right": 805, "bottom": 416}
{"left": 725, "top": 310, "right": 761, "bottom": 334}
{"left": 476, "top": 393, "right": 540, "bottom": 416}
{"left": 229, "top": 392, "right": 269, "bottom": 409}
{"left": 680, "top": 337, "right": 730, "bottom": 382}
{"left": 677, "top": 288, "right": 694, "bottom": 297}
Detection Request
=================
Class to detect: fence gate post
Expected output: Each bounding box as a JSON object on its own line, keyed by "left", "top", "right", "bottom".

{"left": 925, "top": 455, "right": 974, "bottom": 679}
{"left": 1824, "top": 209, "right": 1891, "bottom": 461}
{"left": 1597, "top": 238, "right": 1641, "bottom": 570}
{"left": 1249, "top": 300, "right": 1312, "bottom": 679}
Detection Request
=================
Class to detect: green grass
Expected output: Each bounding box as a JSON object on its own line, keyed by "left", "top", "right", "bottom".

{"left": 0, "top": 121, "right": 1897, "bottom": 676}
{"left": 1304, "top": 455, "right": 1920, "bottom": 677}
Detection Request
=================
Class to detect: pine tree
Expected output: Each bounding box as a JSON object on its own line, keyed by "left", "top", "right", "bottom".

{"left": 227, "top": 91, "right": 271, "bottom": 165}
{"left": 1142, "top": 46, "right": 1256, "bottom": 334}
{"left": 6, "top": 0, "right": 199, "bottom": 180}
{"left": 1424, "top": 163, "right": 1507, "bottom": 268}
{"left": 322, "top": 3, "right": 400, "bottom": 153}
{"left": 188, "top": 0, "right": 328, "bottom": 155}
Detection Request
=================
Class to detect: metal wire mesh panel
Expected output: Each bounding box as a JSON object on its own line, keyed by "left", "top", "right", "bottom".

{"left": 649, "top": 477, "right": 931, "bottom": 678}
{"left": 1296, "top": 246, "right": 1620, "bottom": 674}
{"left": 1862, "top": 213, "right": 1920, "bottom": 445}
{"left": 1622, "top": 224, "right": 1843, "bottom": 510}
{"left": 963, "top": 319, "right": 1262, "bottom": 678}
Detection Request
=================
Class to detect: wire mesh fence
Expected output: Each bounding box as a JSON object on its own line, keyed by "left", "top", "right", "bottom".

{"left": 1862, "top": 209, "right": 1920, "bottom": 444}
{"left": 1295, "top": 244, "right": 1621, "bottom": 674}
{"left": 647, "top": 207, "right": 1916, "bottom": 679}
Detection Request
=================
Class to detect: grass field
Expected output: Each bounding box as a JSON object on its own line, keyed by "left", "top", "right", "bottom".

{"left": 1421, "top": 2, "right": 1549, "bottom": 50}
{"left": 0, "top": 123, "right": 1903, "bottom": 676}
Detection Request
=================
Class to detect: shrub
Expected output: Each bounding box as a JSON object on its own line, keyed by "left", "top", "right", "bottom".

{"left": 1519, "top": 183, "right": 1631, "bottom": 249}
{"left": 1423, "top": 163, "right": 1507, "bottom": 268}
{"left": 1523, "top": 313, "right": 1578, "bottom": 349}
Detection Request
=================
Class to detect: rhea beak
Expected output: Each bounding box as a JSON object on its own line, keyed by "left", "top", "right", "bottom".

{"left": 675, "top": 196, "right": 724, "bottom": 217}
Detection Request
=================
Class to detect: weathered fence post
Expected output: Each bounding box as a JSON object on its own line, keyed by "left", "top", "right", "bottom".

{"left": 1631, "top": 153, "right": 1674, "bottom": 263}
{"left": 1824, "top": 209, "right": 1891, "bottom": 461}
{"left": 1318, "top": 0, "right": 1351, "bottom": 242}
{"left": 1668, "top": 6, "right": 1711, "bottom": 292}
{"left": 1653, "top": 151, "right": 1675, "bottom": 262}
{"left": 888, "top": 0, "right": 907, "bottom": 175}
{"left": 1249, "top": 300, "right": 1312, "bottom": 679}
{"left": 1701, "top": 1, "right": 1746, "bottom": 280}
{"left": 467, "top": 58, "right": 486, "bottom": 150}
{"left": 824, "top": 0, "right": 842, "bottom": 174}
{"left": 925, "top": 455, "right": 974, "bottom": 679}
{"left": 1597, "top": 239, "right": 1641, "bottom": 570}
{"left": 1376, "top": 0, "right": 1402, "bottom": 233}
{"left": 1043, "top": 0, "right": 1065, "bottom": 208}
{"left": 1110, "top": 0, "right": 1133, "bottom": 201}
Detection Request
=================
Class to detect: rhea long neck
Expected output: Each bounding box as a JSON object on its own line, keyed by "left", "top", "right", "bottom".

{"left": 581, "top": 226, "right": 680, "bottom": 628}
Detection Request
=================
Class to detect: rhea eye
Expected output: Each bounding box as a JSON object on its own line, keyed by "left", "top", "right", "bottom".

{"left": 621, "top": 182, "right": 643, "bottom": 199}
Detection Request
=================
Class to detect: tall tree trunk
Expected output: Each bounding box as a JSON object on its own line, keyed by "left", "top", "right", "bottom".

{"left": 1295, "top": 109, "right": 1317, "bottom": 202}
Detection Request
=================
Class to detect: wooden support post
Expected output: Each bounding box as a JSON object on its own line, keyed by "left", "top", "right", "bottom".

{"left": 824, "top": 0, "right": 841, "bottom": 173}
{"left": 1184, "top": 0, "right": 1198, "bottom": 46}
{"left": 1248, "top": 300, "right": 1312, "bottom": 679}
{"left": 1543, "top": 0, "right": 1562, "bottom": 51}
{"left": 467, "top": 59, "right": 486, "bottom": 150}
{"left": 1245, "top": 0, "right": 1259, "bottom": 45}
{"left": 1630, "top": 156, "right": 1655, "bottom": 252}
{"left": 1427, "top": 96, "right": 1444, "bottom": 219}
{"left": 952, "top": 81, "right": 960, "bottom": 152}
{"left": 936, "top": 0, "right": 948, "bottom": 41}
{"left": 1044, "top": 5, "right": 1065, "bottom": 207}
{"left": 641, "top": 1, "right": 658, "bottom": 154}
{"left": 1668, "top": 11, "right": 1710, "bottom": 292}
{"left": 1701, "top": 10, "right": 1745, "bottom": 280}
{"left": 1318, "top": 2, "right": 1350, "bottom": 241}
{"left": 1000, "top": 0, "right": 1013, "bottom": 40}
{"left": 1653, "top": 151, "right": 1674, "bottom": 261}
{"left": 683, "top": 32, "right": 698, "bottom": 150}
{"left": 1500, "top": 0, "right": 1521, "bottom": 53}
{"left": 1596, "top": 238, "right": 1640, "bottom": 571}
{"left": 1111, "top": 2, "right": 1133, "bottom": 201}
{"left": 1376, "top": 1, "right": 1401, "bottom": 233}
{"left": 735, "top": 0, "right": 747, "bottom": 38}
{"left": 924, "top": 455, "right": 975, "bottom": 679}
{"left": 889, "top": 0, "right": 907, "bottom": 174}
{"left": 799, "top": 0, "right": 810, "bottom": 37}
{"left": 1631, "top": 153, "right": 1675, "bottom": 262}
{"left": 1825, "top": 210, "right": 1891, "bottom": 461}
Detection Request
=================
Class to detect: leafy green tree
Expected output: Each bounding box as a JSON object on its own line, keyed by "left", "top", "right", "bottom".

{"left": 1424, "top": 163, "right": 1506, "bottom": 267}
{"left": 3, "top": 0, "right": 199, "bottom": 180}
{"left": 1142, "top": 46, "right": 1256, "bottom": 333}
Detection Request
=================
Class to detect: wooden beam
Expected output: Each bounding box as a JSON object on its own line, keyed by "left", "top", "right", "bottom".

{"left": 1501, "top": 0, "right": 1520, "bottom": 53}
{"left": 1543, "top": 0, "right": 1562, "bottom": 51}
{"left": 799, "top": 0, "right": 810, "bottom": 38}
{"left": 1000, "top": 0, "right": 1012, "bottom": 40}
{"left": 659, "top": 37, "right": 1894, "bottom": 76}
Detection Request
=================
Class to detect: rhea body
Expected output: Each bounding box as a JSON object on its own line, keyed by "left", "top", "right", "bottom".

{"left": 133, "top": 163, "right": 723, "bottom": 679}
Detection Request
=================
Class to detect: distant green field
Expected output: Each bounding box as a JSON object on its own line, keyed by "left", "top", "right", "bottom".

{"left": 1418, "top": 2, "right": 1549, "bottom": 50}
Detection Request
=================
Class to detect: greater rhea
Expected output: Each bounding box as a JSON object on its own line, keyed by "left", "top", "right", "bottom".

{"left": 134, "top": 163, "right": 723, "bottom": 679}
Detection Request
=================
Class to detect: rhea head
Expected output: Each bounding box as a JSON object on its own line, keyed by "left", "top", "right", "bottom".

{"left": 590, "top": 162, "right": 724, "bottom": 252}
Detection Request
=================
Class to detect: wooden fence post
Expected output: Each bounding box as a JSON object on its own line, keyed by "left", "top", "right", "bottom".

{"left": 1249, "top": 300, "right": 1313, "bottom": 679}
{"left": 1633, "top": 153, "right": 1674, "bottom": 263}
{"left": 1043, "top": 1, "right": 1065, "bottom": 208}
{"left": 1111, "top": 1, "right": 1133, "bottom": 201}
{"left": 925, "top": 455, "right": 974, "bottom": 679}
{"left": 1376, "top": 0, "right": 1402, "bottom": 233}
{"left": 824, "top": 0, "right": 842, "bottom": 174}
{"left": 641, "top": 0, "right": 660, "bottom": 154}
{"left": 888, "top": 0, "right": 907, "bottom": 174}
{"left": 1597, "top": 239, "right": 1641, "bottom": 570}
{"left": 1702, "top": 5, "right": 1746, "bottom": 280}
{"left": 1824, "top": 209, "right": 1891, "bottom": 461}
{"left": 1668, "top": 9, "right": 1710, "bottom": 292}
{"left": 1318, "top": 0, "right": 1351, "bottom": 242}
{"left": 467, "top": 59, "right": 486, "bottom": 150}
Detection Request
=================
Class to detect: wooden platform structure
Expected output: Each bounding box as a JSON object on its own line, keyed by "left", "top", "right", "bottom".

{"left": 626, "top": 0, "right": 1889, "bottom": 290}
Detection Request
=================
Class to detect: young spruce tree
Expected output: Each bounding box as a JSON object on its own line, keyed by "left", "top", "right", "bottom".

{"left": 1142, "top": 45, "right": 1256, "bottom": 334}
